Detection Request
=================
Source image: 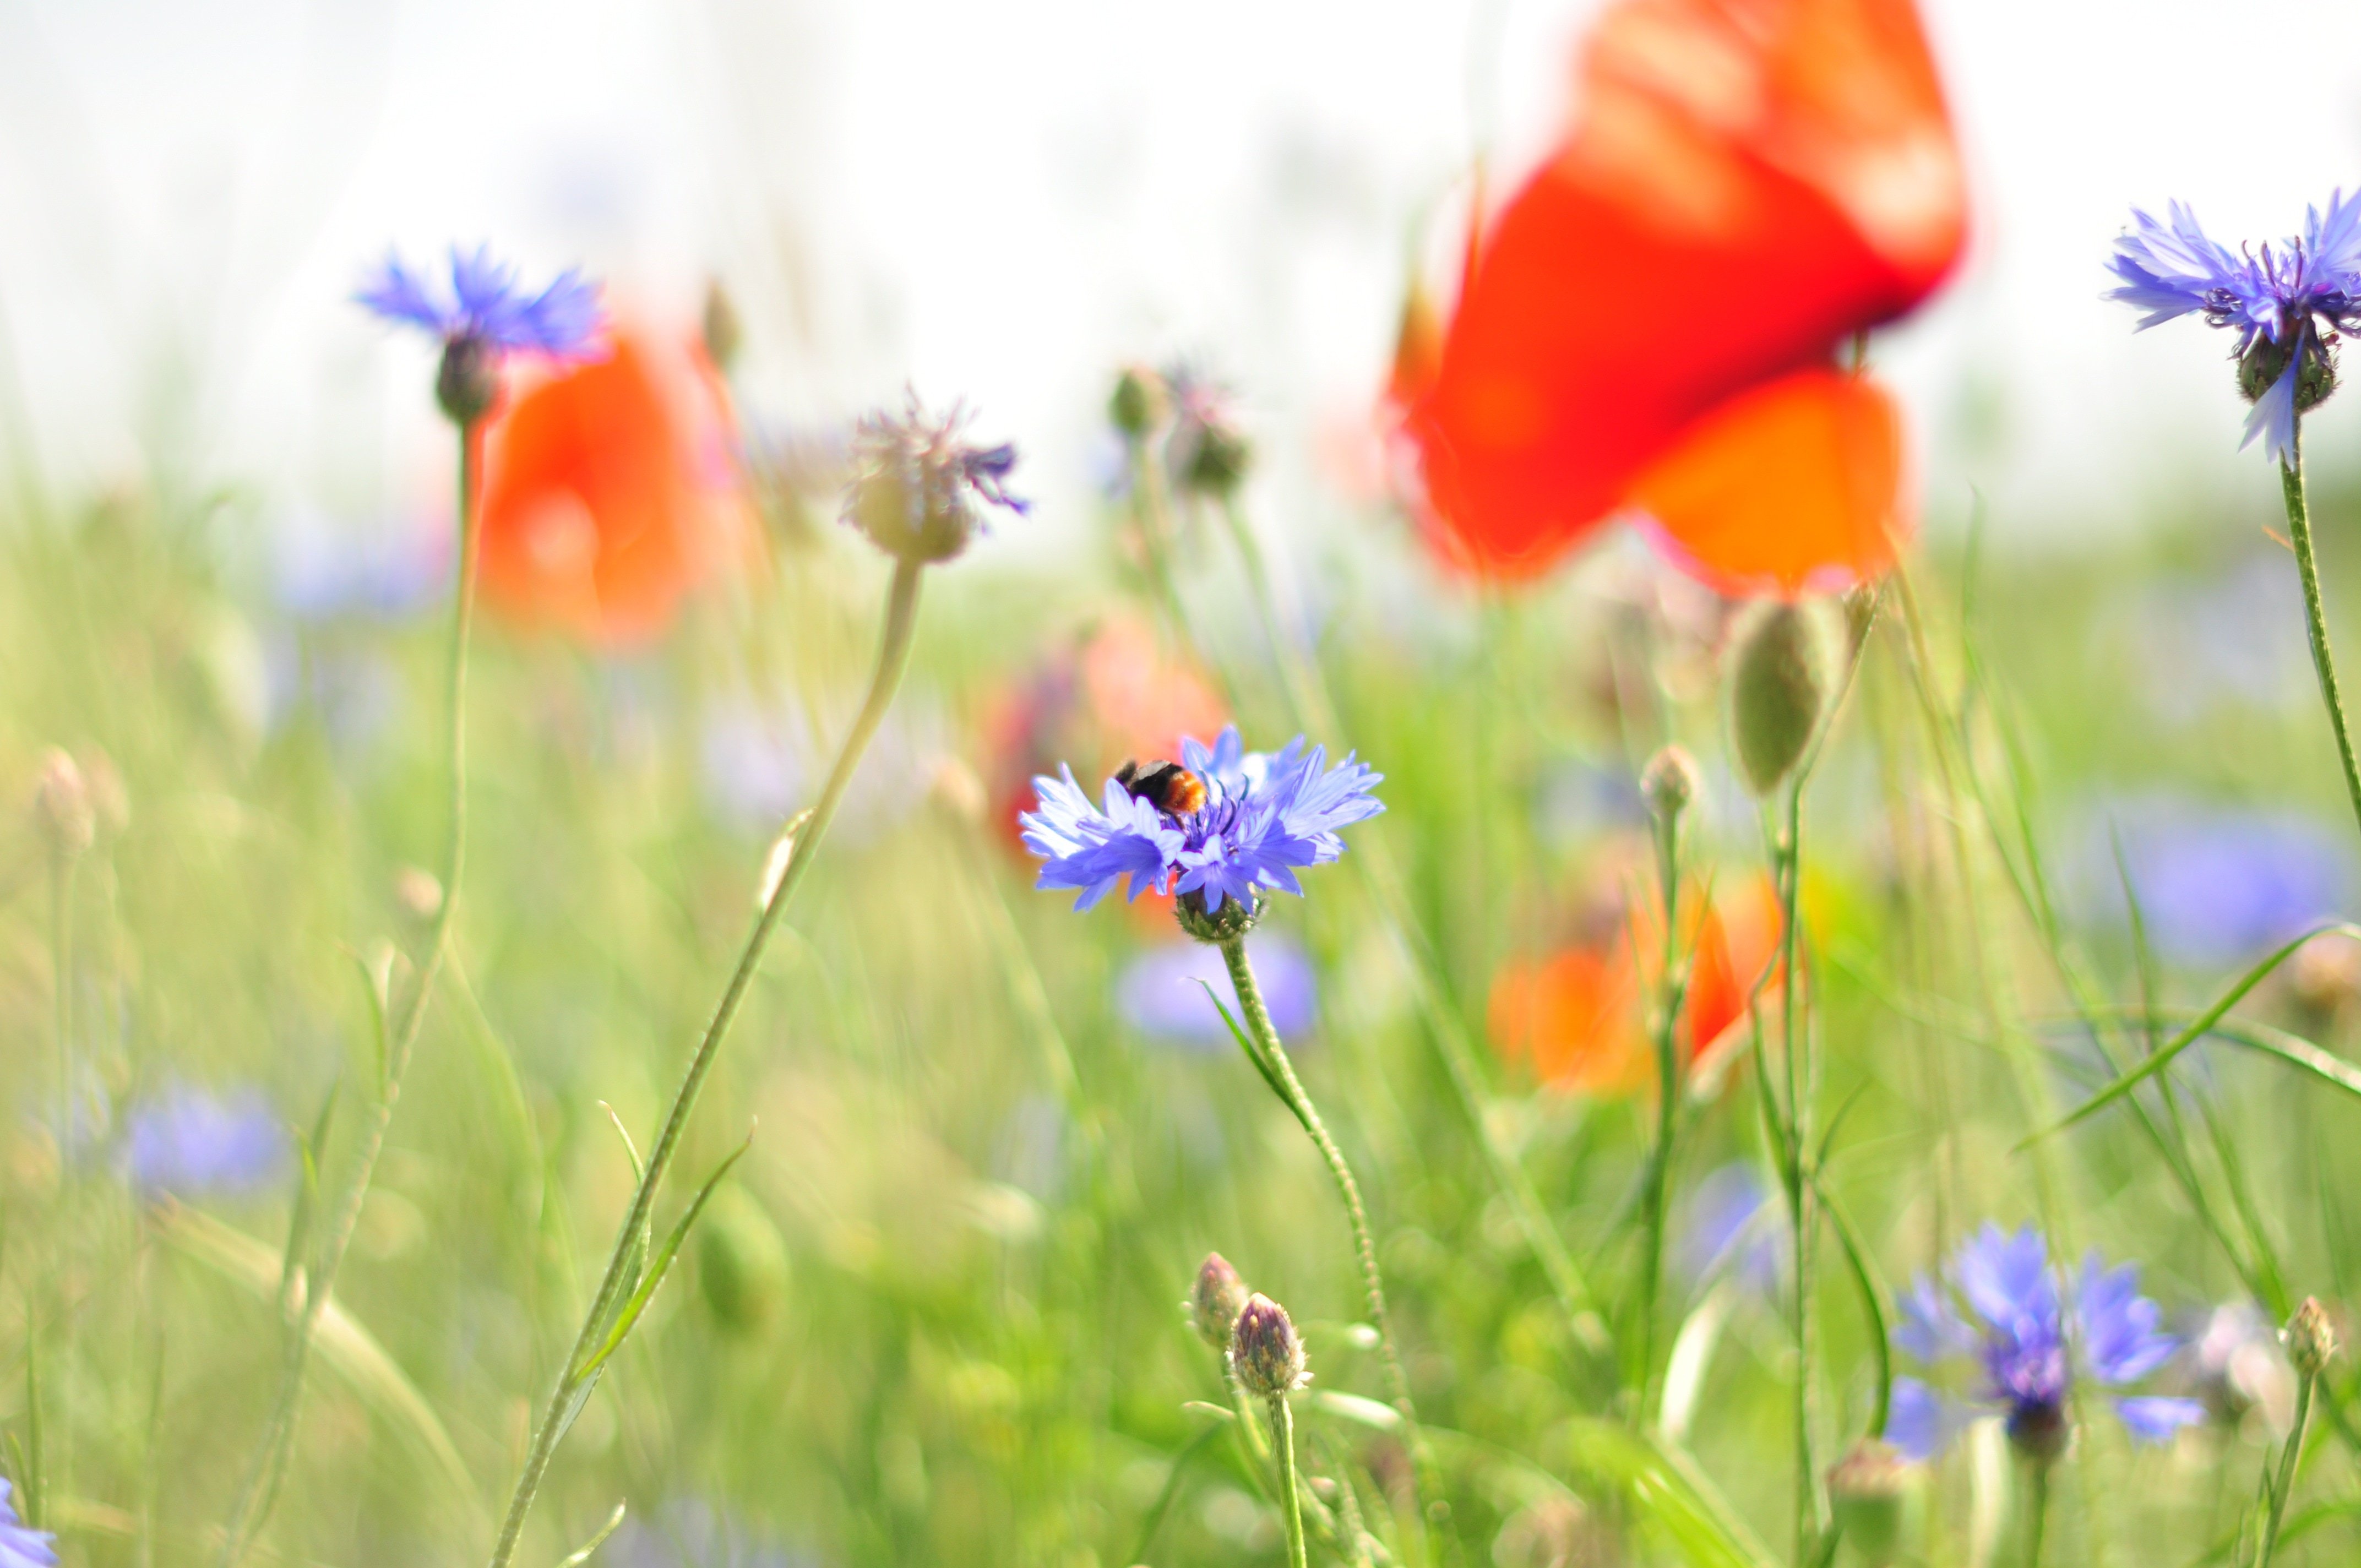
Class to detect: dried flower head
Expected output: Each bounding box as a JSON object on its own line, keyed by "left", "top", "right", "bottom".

{"left": 1230, "top": 1292, "right": 1308, "bottom": 1397}
{"left": 31, "top": 748, "right": 94, "bottom": 859}
{"left": 844, "top": 395, "right": 1029, "bottom": 564}
{"left": 358, "top": 246, "right": 605, "bottom": 424}
{"left": 1190, "top": 1253, "right": 1250, "bottom": 1349}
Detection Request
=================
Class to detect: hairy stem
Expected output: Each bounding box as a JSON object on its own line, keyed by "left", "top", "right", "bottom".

{"left": 1271, "top": 1395, "right": 1309, "bottom": 1568}
{"left": 217, "top": 417, "right": 485, "bottom": 1567}
{"left": 1635, "top": 803, "right": 1688, "bottom": 1407}
{"left": 2257, "top": 1371, "right": 2314, "bottom": 1568}
{"left": 2281, "top": 442, "right": 2361, "bottom": 842}
{"left": 487, "top": 559, "right": 925, "bottom": 1568}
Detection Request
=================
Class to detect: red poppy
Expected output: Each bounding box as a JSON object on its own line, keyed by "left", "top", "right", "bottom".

{"left": 1488, "top": 873, "right": 1785, "bottom": 1094}
{"left": 476, "top": 324, "right": 756, "bottom": 645}
{"left": 1394, "top": 0, "right": 1965, "bottom": 595}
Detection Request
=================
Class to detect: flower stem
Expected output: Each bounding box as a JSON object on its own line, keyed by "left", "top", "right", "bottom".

{"left": 2023, "top": 1461, "right": 2050, "bottom": 1568}
{"left": 1635, "top": 804, "right": 1688, "bottom": 1406}
{"left": 1270, "top": 1394, "right": 1309, "bottom": 1568}
{"left": 2257, "top": 1371, "right": 2315, "bottom": 1568}
{"left": 486, "top": 559, "right": 925, "bottom": 1568}
{"left": 1217, "top": 937, "right": 1439, "bottom": 1545}
{"left": 1774, "top": 785, "right": 1825, "bottom": 1568}
{"left": 216, "top": 416, "right": 486, "bottom": 1568}
{"left": 2280, "top": 441, "right": 2361, "bottom": 842}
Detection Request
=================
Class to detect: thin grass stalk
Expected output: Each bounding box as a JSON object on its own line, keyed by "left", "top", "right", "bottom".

{"left": 486, "top": 559, "right": 924, "bottom": 1568}
{"left": 217, "top": 417, "right": 485, "bottom": 1567}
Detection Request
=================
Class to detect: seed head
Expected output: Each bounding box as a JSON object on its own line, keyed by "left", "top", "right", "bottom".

{"left": 1190, "top": 1253, "right": 1250, "bottom": 1350}
{"left": 31, "top": 748, "right": 94, "bottom": 859}
{"left": 844, "top": 394, "right": 1029, "bottom": 564}
{"left": 1727, "top": 601, "right": 1840, "bottom": 796}
{"left": 1230, "top": 1292, "right": 1308, "bottom": 1397}
{"left": 2286, "top": 1297, "right": 2340, "bottom": 1380}
{"left": 1639, "top": 744, "right": 1701, "bottom": 824}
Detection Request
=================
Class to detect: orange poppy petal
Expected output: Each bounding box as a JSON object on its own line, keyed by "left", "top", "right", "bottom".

{"left": 1628, "top": 367, "right": 1905, "bottom": 597}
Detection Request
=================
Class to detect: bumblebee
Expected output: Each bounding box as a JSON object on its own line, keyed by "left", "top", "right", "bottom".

{"left": 1113, "top": 758, "right": 1208, "bottom": 816}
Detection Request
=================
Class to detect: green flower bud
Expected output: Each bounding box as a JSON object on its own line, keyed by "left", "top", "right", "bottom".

{"left": 1727, "top": 600, "right": 1841, "bottom": 796}
{"left": 696, "top": 1184, "right": 792, "bottom": 1336}
{"left": 1640, "top": 744, "right": 1701, "bottom": 824}
{"left": 2286, "top": 1297, "right": 2340, "bottom": 1380}
{"left": 702, "top": 279, "right": 744, "bottom": 375}
{"left": 1826, "top": 1440, "right": 1912, "bottom": 1565}
{"left": 2240, "top": 333, "right": 2337, "bottom": 416}
{"left": 1190, "top": 1253, "right": 1250, "bottom": 1350}
{"left": 1109, "top": 364, "right": 1169, "bottom": 441}
{"left": 1230, "top": 1292, "right": 1308, "bottom": 1397}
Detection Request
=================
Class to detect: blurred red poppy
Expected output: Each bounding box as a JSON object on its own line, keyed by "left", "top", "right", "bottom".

{"left": 476, "top": 325, "right": 756, "bottom": 645}
{"left": 1394, "top": 0, "right": 1965, "bottom": 595}
{"left": 1489, "top": 873, "right": 1784, "bottom": 1094}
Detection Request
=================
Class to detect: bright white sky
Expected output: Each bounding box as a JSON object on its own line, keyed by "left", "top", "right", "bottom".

{"left": 2, "top": 0, "right": 2360, "bottom": 573}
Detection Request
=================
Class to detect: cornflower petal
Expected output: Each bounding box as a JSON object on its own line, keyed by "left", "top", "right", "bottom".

{"left": 356, "top": 245, "right": 605, "bottom": 358}
{"left": 1895, "top": 1275, "right": 1976, "bottom": 1364}
{"left": 355, "top": 252, "right": 456, "bottom": 335}
{"left": 2115, "top": 1395, "right": 2206, "bottom": 1444}
{"left": 2078, "top": 1256, "right": 2179, "bottom": 1384}
{"left": 1955, "top": 1223, "right": 2056, "bottom": 1332}
{"left": 2241, "top": 357, "right": 2302, "bottom": 466}
{"left": 1887, "top": 1379, "right": 1965, "bottom": 1462}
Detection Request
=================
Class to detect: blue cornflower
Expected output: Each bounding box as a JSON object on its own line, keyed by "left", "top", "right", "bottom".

{"left": 124, "top": 1084, "right": 289, "bottom": 1201}
{"left": 1021, "top": 726, "right": 1383, "bottom": 921}
{"left": 2106, "top": 192, "right": 2361, "bottom": 464}
{"left": 1889, "top": 1224, "right": 2204, "bottom": 1463}
{"left": 356, "top": 245, "right": 603, "bottom": 422}
{"left": 0, "top": 1479, "right": 56, "bottom": 1568}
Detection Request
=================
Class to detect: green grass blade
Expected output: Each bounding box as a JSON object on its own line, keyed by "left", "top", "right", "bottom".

{"left": 554, "top": 1501, "right": 627, "bottom": 1568}
{"left": 1564, "top": 1419, "right": 1776, "bottom": 1568}
{"left": 571, "top": 1131, "right": 754, "bottom": 1384}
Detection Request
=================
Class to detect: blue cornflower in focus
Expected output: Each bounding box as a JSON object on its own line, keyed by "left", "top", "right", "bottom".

{"left": 357, "top": 245, "right": 603, "bottom": 422}
{"left": 1020, "top": 725, "right": 1383, "bottom": 927}
{"left": 1117, "top": 935, "right": 1318, "bottom": 1048}
{"left": 124, "top": 1085, "right": 289, "bottom": 1201}
{"left": 1890, "top": 1224, "right": 2203, "bottom": 1463}
{"left": 2106, "top": 193, "right": 2361, "bottom": 464}
{"left": 0, "top": 1479, "right": 55, "bottom": 1568}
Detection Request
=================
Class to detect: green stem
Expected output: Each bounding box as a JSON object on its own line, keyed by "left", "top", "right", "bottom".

{"left": 486, "top": 559, "right": 925, "bottom": 1568}
{"left": 1635, "top": 804, "right": 1687, "bottom": 1406}
{"left": 217, "top": 416, "right": 485, "bottom": 1567}
{"left": 2281, "top": 442, "right": 2361, "bottom": 842}
{"left": 1775, "top": 786, "right": 1824, "bottom": 1567}
{"left": 1218, "top": 939, "right": 1430, "bottom": 1523}
{"left": 2258, "top": 1372, "right": 2315, "bottom": 1568}
{"left": 2024, "top": 1461, "right": 2050, "bottom": 1568}
{"left": 1270, "top": 1395, "right": 1309, "bottom": 1568}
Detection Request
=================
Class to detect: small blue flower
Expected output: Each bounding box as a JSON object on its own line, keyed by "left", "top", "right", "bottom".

{"left": 2088, "top": 798, "right": 2352, "bottom": 965}
{"left": 1021, "top": 726, "right": 1383, "bottom": 914}
{"left": 0, "top": 1479, "right": 56, "bottom": 1568}
{"left": 2107, "top": 193, "right": 2361, "bottom": 464}
{"left": 1117, "top": 935, "right": 1319, "bottom": 1048}
{"left": 1890, "top": 1224, "right": 2204, "bottom": 1462}
{"left": 124, "top": 1085, "right": 289, "bottom": 1200}
{"left": 356, "top": 245, "right": 604, "bottom": 357}
{"left": 1674, "top": 1163, "right": 1784, "bottom": 1299}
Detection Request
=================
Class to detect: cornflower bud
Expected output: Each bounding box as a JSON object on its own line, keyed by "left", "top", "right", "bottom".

{"left": 1175, "top": 888, "right": 1265, "bottom": 944}
{"left": 1639, "top": 744, "right": 1701, "bottom": 824}
{"left": 1727, "top": 600, "right": 1840, "bottom": 797}
{"left": 1826, "top": 1440, "right": 1911, "bottom": 1566}
{"left": 1109, "top": 364, "right": 1169, "bottom": 441}
{"left": 1230, "top": 1292, "right": 1308, "bottom": 1398}
{"left": 844, "top": 394, "right": 1030, "bottom": 564}
{"left": 2287, "top": 1297, "right": 2339, "bottom": 1380}
{"left": 1168, "top": 371, "right": 1251, "bottom": 501}
{"left": 1190, "top": 1253, "right": 1250, "bottom": 1350}
{"left": 32, "top": 748, "right": 94, "bottom": 860}
{"left": 436, "top": 335, "right": 502, "bottom": 426}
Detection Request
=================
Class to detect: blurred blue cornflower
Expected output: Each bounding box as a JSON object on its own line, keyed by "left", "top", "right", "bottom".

{"left": 124, "top": 1085, "right": 289, "bottom": 1201}
{"left": 2088, "top": 798, "right": 2352, "bottom": 965}
{"left": 0, "top": 1479, "right": 55, "bottom": 1568}
{"left": 613, "top": 1501, "right": 818, "bottom": 1568}
{"left": 357, "top": 246, "right": 603, "bottom": 358}
{"left": 1021, "top": 726, "right": 1383, "bottom": 915}
{"left": 1117, "top": 935, "right": 1318, "bottom": 1049}
{"left": 1890, "top": 1224, "right": 2203, "bottom": 1462}
{"left": 2106, "top": 192, "right": 2361, "bottom": 463}
{"left": 1674, "top": 1163, "right": 1783, "bottom": 1300}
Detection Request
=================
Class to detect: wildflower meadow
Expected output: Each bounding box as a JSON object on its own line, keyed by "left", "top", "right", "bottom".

{"left": 13, "top": 1, "right": 2361, "bottom": 1565}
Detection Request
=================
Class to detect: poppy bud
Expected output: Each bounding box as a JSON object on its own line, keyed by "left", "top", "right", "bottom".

{"left": 1190, "top": 1252, "right": 1250, "bottom": 1350}
{"left": 702, "top": 279, "right": 744, "bottom": 375}
{"left": 1826, "top": 1440, "right": 1912, "bottom": 1565}
{"left": 2240, "top": 333, "right": 2337, "bottom": 416}
{"left": 31, "top": 748, "right": 94, "bottom": 860}
{"left": 2286, "top": 1297, "right": 2339, "bottom": 1380}
{"left": 1727, "top": 601, "right": 1840, "bottom": 796}
{"left": 1230, "top": 1292, "right": 1308, "bottom": 1397}
{"left": 1109, "top": 364, "right": 1169, "bottom": 442}
{"left": 436, "top": 335, "right": 501, "bottom": 426}
{"left": 1639, "top": 744, "right": 1701, "bottom": 824}
{"left": 697, "top": 1184, "right": 792, "bottom": 1336}
{"left": 1174, "top": 888, "right": 1264, "bottom": 944}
